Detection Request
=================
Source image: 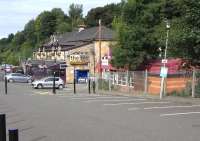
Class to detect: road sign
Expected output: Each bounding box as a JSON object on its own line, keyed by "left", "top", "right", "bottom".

{"left": 160, "top": 67, "right": 168, "bottom": 78}
{"left": 101, "top": 59, "right": 109, "bottom": 66}
{"left": 162, "top": 59, "right": 168, "bottom": 64}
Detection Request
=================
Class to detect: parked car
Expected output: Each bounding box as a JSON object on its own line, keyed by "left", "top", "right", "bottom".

{"left": 5, "top": 73, "right": 32, "bottom": 83}
{"left": 1, "top": 64, "right": 13, "bottom": 73}
{"left": 31, "top": 77, "right": 64, "bottom": 89}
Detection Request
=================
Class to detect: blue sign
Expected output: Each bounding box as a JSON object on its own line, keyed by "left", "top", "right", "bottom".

{"left": 160, "top": 67, "right": 168, "bottom": 78}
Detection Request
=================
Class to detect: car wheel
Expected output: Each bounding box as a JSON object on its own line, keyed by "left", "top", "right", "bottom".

{"left": 27, "top": 79, "right": 32, "bottom": 83}
{"left": 58, "top": 84, "right": 64, "bottom": 89}
{"left": 9, "top": 79, "right": 14, "bottom": 83}
{"left": 37, "top": 84, "right": 43, "bottom": 89}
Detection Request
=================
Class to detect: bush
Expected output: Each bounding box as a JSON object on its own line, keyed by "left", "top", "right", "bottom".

{"left": 98, "top": 79, "right": 109, "bottom": 90}
{"left": 195, "top": 80, "right": 200, "bottom": 98}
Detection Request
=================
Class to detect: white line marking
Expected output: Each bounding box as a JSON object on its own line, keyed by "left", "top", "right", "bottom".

{"left": 144, "top": 105, "right": 200, "bottom": 110}
{"left": 104, "top": 101, "right": 170, "bottom": 106}
{"left": 71, "top": 97, "right": 130, "bottom": 100}
{"left": 160, "top": 112, "right": 200, "bottom": 117}
{"left": 71, "top": 98, "right": 99, "bottom": 100}
{"left": 86, "top": 99, "right": 146, "bottom": 103}
{"left": 128, "top": 107, "right": 140, "bottom": 111}
{"left": 128, "top": 105, "right": 200, "bottom": 111}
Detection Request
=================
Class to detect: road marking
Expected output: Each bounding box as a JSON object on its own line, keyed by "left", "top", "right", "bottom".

{"left": 160, "top": 112, "right": 200, "bottom": 117}
{"left": 71, "top": 97, "right": 100, "bottom": 100}
{"left": 71, "top": 96, "right": 130, "bottom": 100}
{"left": 128, "top": 105, "right": 200, "bottom": 111}
{"left": 128, "top": 107, "right": 140, "bottom": 111}
{"left": 86, "top": 99, "right": 146, "bottom": 103}
{"left": 104, "top": 101, "right": 170, "bottom": 106}
{"left": 144, "top": 105, "right": 200, "bottom": 110}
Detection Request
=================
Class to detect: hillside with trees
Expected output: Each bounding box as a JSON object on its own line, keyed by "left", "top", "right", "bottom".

{"left": 0, "top": 0, "right": 200, "bottom": 70}
{"left": 0, "top": 4, "right": 84, "bottom": 65}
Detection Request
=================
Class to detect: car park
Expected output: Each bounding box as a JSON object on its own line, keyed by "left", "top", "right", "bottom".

{"left": 5, "top": 73, "right": 33, "bottom": 83}
{"left": 31, "top": 77, "right": 64, "bottom": 89}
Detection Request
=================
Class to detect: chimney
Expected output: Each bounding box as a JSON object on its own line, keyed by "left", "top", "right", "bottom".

{"left": 78, "top": 24, "right": 86, "bottom": 32}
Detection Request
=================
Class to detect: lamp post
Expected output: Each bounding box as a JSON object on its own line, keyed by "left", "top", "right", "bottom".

{"left": 164, "top": 20, "right": 170, "bottom": 61}
{"left": 160, "top": 20, "right": 170, "bottom": 99}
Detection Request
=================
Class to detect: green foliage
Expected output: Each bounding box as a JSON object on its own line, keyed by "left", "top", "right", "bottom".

{"left": 112, "top": 0, "right": 161, "bottom": 70}
{"left": 56, "top": 22, "right": 71, "bottom": 33}
{"left": 195, "top": 72, "right": 200, "bottom": 97}
{"left": 68, "top": 4, "right": 83, "bottom": 29}
{"left": 35, "top": 11, "right": 57, "bottom": 41}
{"left": 86, "top": 3, "right": 122, "bottom": 27}
{"left": 0, "top": 5, "right": 74, "bottom": 65}
{"left": 98, "top": 79, "right": 109, "bottom": 90}
{"left": 1, "top": 0, "right": 200, "bottom": 69}
{"left": 112, "top": 0, "right": 200, "bottom": 70}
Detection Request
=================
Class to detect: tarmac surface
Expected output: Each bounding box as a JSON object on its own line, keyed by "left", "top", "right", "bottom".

{"left": 0, "top": 81, "right": 200, "bottom": 141}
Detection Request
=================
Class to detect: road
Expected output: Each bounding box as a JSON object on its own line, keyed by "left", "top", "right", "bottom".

{"left": 0, "top": 82, "right": 200, "bottom": 141}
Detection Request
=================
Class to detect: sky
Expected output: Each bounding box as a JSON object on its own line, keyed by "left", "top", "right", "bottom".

{"left": 0, "top": 0, "right": 121, "bottom": 39}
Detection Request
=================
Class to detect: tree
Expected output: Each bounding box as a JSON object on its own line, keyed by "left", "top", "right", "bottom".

{"left": 171, "top": 0, "right": 200, "bottom": 66}
{"left": 35, "top": 11, "right": 57, "bottom": 41}
{"left": 56, "top": 22, "right": 71, "bottom": 33}
{"left": 112, "top": 0, "right": 162, "bottom": 70}
{"left": 86, "top": 3, "right": 122, "bottom": 27}
{"left": 68, "top": 4, "right": 83, "bottom": 29}
{"left": 24, "top": 20, "right": 37, "bottom": 45}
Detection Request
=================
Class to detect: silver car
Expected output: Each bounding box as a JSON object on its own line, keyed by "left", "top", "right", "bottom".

{"left": 31, "top": 77, "right": 64, "bottom": 89}
{"left": 5, "top": 73, "right": 32, "bottom": 83}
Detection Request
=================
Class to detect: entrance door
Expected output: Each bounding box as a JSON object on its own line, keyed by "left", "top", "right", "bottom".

{"left": 73, "top": 70, "right": 89, "bottom": 94}
{"left": 76, "top": 70, "right": 89, "bottom": 83}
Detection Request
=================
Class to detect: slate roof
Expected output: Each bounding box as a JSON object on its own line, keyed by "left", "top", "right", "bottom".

{"left": 42, "top": 26, "right": 115, "bottom": 51}
{"left": 26, "top": 60, "right": 65, "bottom": 67}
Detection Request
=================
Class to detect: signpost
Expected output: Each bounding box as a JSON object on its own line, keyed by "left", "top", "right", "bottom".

{"left": 160, "top": 66, "right": 168, "bottom": 99}
{"left": 160, "top": 67, "right": 168, "bottom": 78}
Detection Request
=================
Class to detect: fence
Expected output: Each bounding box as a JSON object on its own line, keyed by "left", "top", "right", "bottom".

{"left": 96, "top": 70, "right": 200, "bottom": 97}
{"left": 97, "top": 71, "right": 147, "bottom": 95}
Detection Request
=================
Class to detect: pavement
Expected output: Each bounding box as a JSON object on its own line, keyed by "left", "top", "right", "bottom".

{"left": 0, "top": 82, "right": 200, "bottom": 141}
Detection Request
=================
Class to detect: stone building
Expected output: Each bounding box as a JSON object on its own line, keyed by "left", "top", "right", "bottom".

{"left": 33, "top": 26, "right": 115, "bottom": 83}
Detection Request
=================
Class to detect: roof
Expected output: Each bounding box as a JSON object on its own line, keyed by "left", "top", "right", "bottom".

{"left": 42, "top": 26, "right": 115, "bottom": 51}
{"left": 26, "top": 60, "right": 65, "bottom": 68}
{"left": 60, "top": 26, "right": 114, "bottom": 43}
{"left": 145, "top": 59, "right": 184, "bottom": 74}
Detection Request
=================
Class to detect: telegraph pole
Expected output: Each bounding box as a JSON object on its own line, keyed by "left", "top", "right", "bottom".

{"left": 98, "top": 19, "right": 102, "bottom": 89}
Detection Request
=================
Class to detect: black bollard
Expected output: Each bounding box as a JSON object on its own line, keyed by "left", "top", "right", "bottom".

{"left": 53, "top": 72, "right": 56, "bottom": 94}
{"left": 9, "top": 129, "right": 18, "bottom": 141}
{"left": 5, "top": 76, "right": 7, "bottom": 94}
{"left": 0, "top": 114, "right": 6, "bottom": 141}
{"left": 88, "top": 79, "right": 91, "bottom": 94}
{"left": 92, "top": 81, "right": 96, "bottom": 94}
{"left": 73, "top": 77, "right": 76, "bottom": 94}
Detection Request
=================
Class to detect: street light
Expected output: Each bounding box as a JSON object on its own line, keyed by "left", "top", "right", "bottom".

{"left": 164, "top": 20, "right": 170, "bottom": 60}
{"left": 160, "top": 19, "right": 170, "bottom": 99}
